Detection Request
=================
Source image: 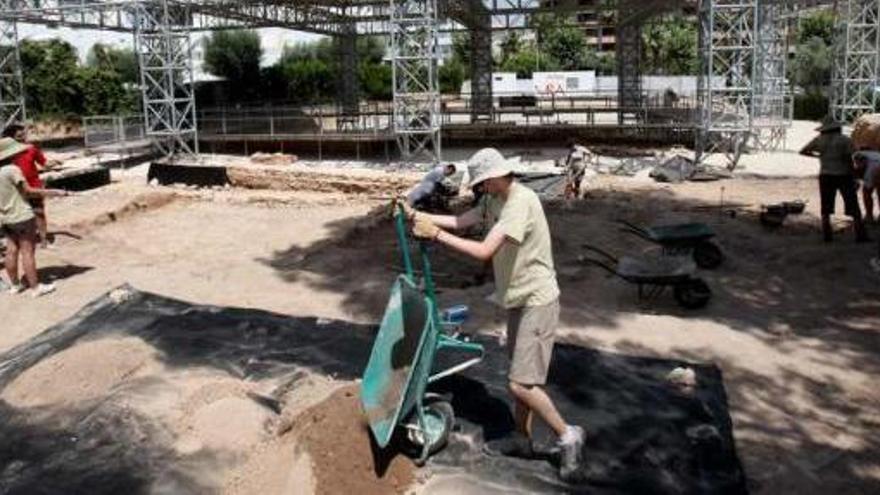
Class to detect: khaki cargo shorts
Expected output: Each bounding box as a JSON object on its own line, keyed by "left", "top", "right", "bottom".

{"left": 506, "top": 299, "right": 560, "bottom": 385}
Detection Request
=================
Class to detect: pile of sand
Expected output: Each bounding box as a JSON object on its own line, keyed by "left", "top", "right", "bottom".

{"left": 223, "top": 382, "right": 416, "bottom": 495}
{"left": 296, "top": 384, "right": 415, "bottom": 495}
{"left": 2, "top": 336, "right": 160, "bottom": 408}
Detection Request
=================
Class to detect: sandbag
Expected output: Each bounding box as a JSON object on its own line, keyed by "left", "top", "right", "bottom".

{"left": 851, "top": 113, "right": 880, "bottom": 150}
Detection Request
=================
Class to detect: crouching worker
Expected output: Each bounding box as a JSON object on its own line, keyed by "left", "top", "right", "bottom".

{"left": 406, "top": 163, "right": 458, "bottom": 212}
{"left": 399, "top": 148, "right": 585, "bottom": 479}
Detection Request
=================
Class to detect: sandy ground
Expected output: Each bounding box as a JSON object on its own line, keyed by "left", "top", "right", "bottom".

{"left": 1, "top": 135, "right": 879, "bottom": 494}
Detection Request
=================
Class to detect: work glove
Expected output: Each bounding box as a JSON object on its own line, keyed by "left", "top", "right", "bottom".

{"left": 391, "top": 195, "right": 417, "bottom": 221}
{"left": 412, "top": 216, "right": 441, "bottom": 240}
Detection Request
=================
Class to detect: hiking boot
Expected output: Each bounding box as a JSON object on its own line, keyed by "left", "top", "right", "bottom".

{"left": 558, "top": 425, "right": 585, "bottom": 480}
{"left": 482, "top": 432, "right": 535, "bottom": 459}
{"left": 7, "top": 283, "right": 24, "bottom": 295}
{"left": 30, "top": 283, "right": 56, "bottom": 298}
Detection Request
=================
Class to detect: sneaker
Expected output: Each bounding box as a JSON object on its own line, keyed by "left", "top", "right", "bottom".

{"left": 558, "top": 425, "right": 585, "bottom": 480}
{"left": 7, "top": 283, "right": 24, "bottom": 295}
{"left": 482, "top": 432, "right": 535, "bottom": 459}
{"left": 30, "top": 283, "right": 56, "bottom": 298}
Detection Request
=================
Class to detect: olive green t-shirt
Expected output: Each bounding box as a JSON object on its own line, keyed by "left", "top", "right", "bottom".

{"left": 482, "top": 181, "right": 560, "bottom": 308}
{"left": 0, "top": 165, "right": 34, "bottom": 226}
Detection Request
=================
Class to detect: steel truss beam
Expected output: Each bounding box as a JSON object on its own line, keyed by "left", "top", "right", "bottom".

{"left": 831, "top": 0, "right": 880, "bottom": 123}
{"left": 134, "top": 0, "right": 198, "bottom": 156}
{"left": 391, "top": 0, "right": 441, "bottom": 163}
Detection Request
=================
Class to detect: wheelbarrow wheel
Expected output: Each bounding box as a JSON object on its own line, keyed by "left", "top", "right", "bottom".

{"left": 693, "top": 241, "right": 723, "bottom": 269}
{"left": 405, "top": 399, "right": 455, "bottom": 465}
{"left": 674, "top": 279, "right": 711, "bottom": 309}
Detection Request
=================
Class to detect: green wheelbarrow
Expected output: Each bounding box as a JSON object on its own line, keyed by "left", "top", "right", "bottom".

{"left": 617, "top": 220, "right": 724, "bottom": 269}
{"left": 360, "top": 207, "right": 485, "bottom": 465}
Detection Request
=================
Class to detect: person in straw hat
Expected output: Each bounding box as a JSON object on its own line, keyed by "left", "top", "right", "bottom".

{"left": 0, "top": 137, "right": 69, "bottom": 297}
{"left": 800, "top": 116, "right": 869, "bottom": 243}
{"left": 398, "top": 147, "right": 585, "bottom": 480}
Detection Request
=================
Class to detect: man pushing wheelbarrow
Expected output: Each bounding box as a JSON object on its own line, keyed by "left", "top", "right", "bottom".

{"left": 399, "top": 147, "right": 586, "bottom": 480}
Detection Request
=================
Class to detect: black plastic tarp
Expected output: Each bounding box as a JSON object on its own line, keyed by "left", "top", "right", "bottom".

{"left": 0, "top": 286, "right": 746, "bottom": 494}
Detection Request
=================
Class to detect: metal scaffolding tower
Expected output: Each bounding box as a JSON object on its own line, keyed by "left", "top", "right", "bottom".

{"left": 831, "top": 0, "right": 880, "bottom": 123}
{"left": 134, "top": 0, "right": 198, "bottom": 156}
{"left": 696, "top": 0, "right": 758, "bottom": 168}
{"left": 752, "top": 0, "right": 790, "bottom": 151}
{"left": 0, "top": 11, "right": 24, "bottom": 129}
{"left": 390, "top": 0, "right": 441, "bottom": 163}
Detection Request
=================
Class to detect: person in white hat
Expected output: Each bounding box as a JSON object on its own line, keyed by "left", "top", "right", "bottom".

{"left": 0, "top": 137, "right": 68, "bottom": 297}
{"left": 399, "top": 147, "right": 585, "bottom": 480}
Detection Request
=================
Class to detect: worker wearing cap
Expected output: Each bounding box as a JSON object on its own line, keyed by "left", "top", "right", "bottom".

{"left": 800, "top": 117, "right": 869, "bottom": 243}
{"left": 400, "top": 147, "right": 585, "bottom": 480}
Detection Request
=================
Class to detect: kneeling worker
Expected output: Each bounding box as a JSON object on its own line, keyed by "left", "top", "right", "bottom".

{"left": 401, "top": 148, "right": 585, "bottom": 479}
{"left": 406, "top": 163, "right": 457, "bottom": 210}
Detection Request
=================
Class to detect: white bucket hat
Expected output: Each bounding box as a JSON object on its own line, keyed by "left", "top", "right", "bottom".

{"left": 467, "top": 148, "right": 515, "bottom": 188}
{"left": 0, "top": 137, "right": 27, "bottom": 162}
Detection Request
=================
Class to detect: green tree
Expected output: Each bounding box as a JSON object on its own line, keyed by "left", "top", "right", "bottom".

{"left": 497, "top": 32, "right": 523, "bottom": 66}
{"left": 19, "top": 39, "right": 84, "bottom": 117}
{"left": 439, "top": 57, "right": 466, "bottom": 94}
{"left": 360, "top": 62, "right": 392, "bottom": 100}
{"left": 451, "top": 33, "right": 472, "bottom": 69}
{"left": 798, "top": 10, "right": 836, "bottom": 46}
{"left": 78, "top": 67, "right": 137, "bottom": 115}
{"left": 500, "top": 46, "right": 560, "bottom": 78}
{"left": 533, "top": 14, "right": 595, "bottom": 70}
{"left": 87, "top": 43, "right": 139, "bottom": 83}
{"left": 596, "top": 51, "right": 616, "bottom": 75}
{"left": 641, "top": 15, "right": 698, "bottom": 75}
{"left": 203, "top": 30, "right": 262, "bottom": 100}
{"left": 791, "top": 36, "right": 832, "bottom": 92}
{"left": 543, "top": 26, "right": 593, "bottom": 70}
{"left": 356, "top": 36, "right": 392, "bottom": 100}
{"left": 357, "top": 36, "right": 386, "bottom": 65}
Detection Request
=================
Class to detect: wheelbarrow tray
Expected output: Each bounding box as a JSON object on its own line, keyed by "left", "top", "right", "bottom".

{"left": 643, "top": 223, "right": 716, "bottom": 243}
{"left": 616, "top": 255, "right": 697, "bottom": 284}
{"left": 361, "top": 275, "right": 436, "bottom": 448}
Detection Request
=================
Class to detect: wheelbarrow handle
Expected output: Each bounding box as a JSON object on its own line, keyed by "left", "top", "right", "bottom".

{"left": 581, "top": 243, "right": 619, "bottom": 264}
{"left": 394, "top": 204, "right": 415, "bottom": 280}
{"left": 616, "top": 219, "right": 650, "bottom": 240}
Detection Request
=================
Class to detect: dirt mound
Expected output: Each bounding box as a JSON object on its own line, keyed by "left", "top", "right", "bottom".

{"left": 296, "top": 384, "right": 415, "bottom": 495}
{"left": 250, "top": 152, "right": 298, "bottom": 166}
{"left": 29, "top": 119, "right": 83, "bottom": 140}
{"left": 2, "top": 336, "right": 160, "bottom": 408}
{"left": 68, "top": 191, "right": 179, "bottom": 232}
{"left": 227, "top": 166, "right": 414, "bottom": 196}
{"left": 852, "top": 113, "right": 880, "bottom": 150}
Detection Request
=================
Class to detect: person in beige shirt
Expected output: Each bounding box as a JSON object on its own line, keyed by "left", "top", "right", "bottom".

{"left": 0, "top": 138, "right": 67, "bottom": 297}
{"left": 401, "top": 148, "right": 585, "bottom": 480}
